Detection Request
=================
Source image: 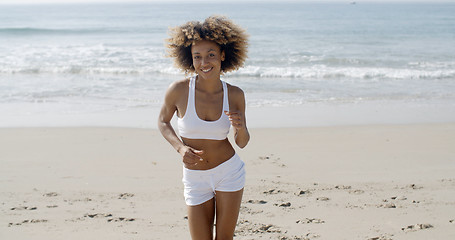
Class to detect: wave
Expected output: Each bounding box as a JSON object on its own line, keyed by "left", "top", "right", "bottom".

{"left": 0, "top": 27, "right": 124, "bottom": 35}
{"left": 0, "top": 65, "right": 181, "bottom": 75}
{"left": 229, "top": 65, "right": 455, "bottom": 80}
{"left": 2, "top": 64, "right": 454, "bottom": 81}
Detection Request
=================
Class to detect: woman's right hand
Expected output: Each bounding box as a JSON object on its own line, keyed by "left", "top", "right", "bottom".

{"left": 178, "top": 145, "right": 204, "bottom": 168}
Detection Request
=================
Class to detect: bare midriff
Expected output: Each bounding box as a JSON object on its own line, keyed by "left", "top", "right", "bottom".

{"left": 182, "top": 137, "right": 236, "bottom": 170}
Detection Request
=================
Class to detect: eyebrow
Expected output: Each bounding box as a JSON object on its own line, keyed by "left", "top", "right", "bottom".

{"left": 192, "top": 49, "right": 217, "bottom": 54}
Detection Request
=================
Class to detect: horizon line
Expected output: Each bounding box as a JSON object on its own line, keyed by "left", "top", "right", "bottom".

{"left": 1, "top": 0, "right": 455, "bottom": 5}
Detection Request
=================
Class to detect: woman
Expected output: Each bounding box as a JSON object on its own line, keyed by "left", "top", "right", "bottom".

{"left": 158, "top": 15, "right": 250, "bottom": 239}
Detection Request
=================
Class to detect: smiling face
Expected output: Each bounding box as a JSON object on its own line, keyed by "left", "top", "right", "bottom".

{"left": 191, "top": 40, "right": 225, "bottom": 80}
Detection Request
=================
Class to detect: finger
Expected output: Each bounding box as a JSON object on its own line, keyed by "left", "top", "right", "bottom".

{"left": 228, "top": 118, "right": 241, "bottom": 124}
{"left": 229, "top": 118, "right": 243, "bottom": 125}
{"left": 189, "top": 152, "right": 203, "bottom": 162}
{"left": 224, "top": 111, "right": 239, "bottom": 116}
{"left": 227, "top": 112, "right": 242, "bottom": 118}
{"left": 229, "top": 116, "right": 241, "bottom": 121}
{"left": 183, "top": 161, "right": 198, "bottom": 166}
{"left": 190, "top": 153, "right": 203, "bottom": 162}
{"left": 190, "top": 149, "right": 204, "bottom": 162}
{"left": 183, "top": 161, "right": 198, "bottom": 168}
{"left": 183, "top": 155, "right": 197, "bottom": 164}
{"left": 192, "top": 149, "right": 204, "bottom": 155}
{"left": 229, "top": 119, "right": 242, "bottom": 126}
{"left": 229, "top": 118, "right": 241, "bottom": 124}
{"left": 183, "top": 149, "right": 200, "bottom": 160}
{"left": 184, "top": 155, "right": 201, "bottom": 165}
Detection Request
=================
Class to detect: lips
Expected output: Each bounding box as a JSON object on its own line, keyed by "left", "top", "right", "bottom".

{"left": 201, "top": 67, "right": 213, "bottom": 73}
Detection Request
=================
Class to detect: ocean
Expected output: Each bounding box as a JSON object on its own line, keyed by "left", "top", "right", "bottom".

{"left": 1, "top": 2, "right": 454, "bottom": 127}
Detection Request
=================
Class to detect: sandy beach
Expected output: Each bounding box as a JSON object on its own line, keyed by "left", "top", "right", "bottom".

{"left": 1, "top": 123, "right": 454, "bottom": 239}
{"left": 2, "top": 1, "right": 455, "bottom": 239}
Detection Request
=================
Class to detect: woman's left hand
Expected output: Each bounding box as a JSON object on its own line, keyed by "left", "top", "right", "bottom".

{"left": 225, "top": 111, "right": 245, "bottom": 130}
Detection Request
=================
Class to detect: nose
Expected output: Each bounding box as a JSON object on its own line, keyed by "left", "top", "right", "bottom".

{"left": 201, "top": 56, "right": 209, "bottom": 65}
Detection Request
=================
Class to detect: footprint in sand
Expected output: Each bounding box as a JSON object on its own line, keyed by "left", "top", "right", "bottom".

{"left": 405, "top": 184, "right": 423, "bottom": 190}
{"left": 118, "top": 193, "right": 134, "bottom": 199}
{"left": 263, "top": 189, "right": 284, "bottom": 195}
{"left": 379, "top": 203, "right": 397, "bottom": 209}
{"left": 107, "top": 217, "right": 135, "bottom": 222}
{"left": 349, "top": 189, "right": 365, "bottom": 195}
{"left": 247, "top": 200, "right": 267, "bottom": 204}
{"left": 278, "top": 234, "right": 316, "bottom": 240}
{"left": 43, "top": 192, "right": 59, "bottom": 197}
{"left": 368, "top": 235, "right": 393, "bottom": 240}
{"left": 257, "top": 224, "right": 281, "bottom": 233}
{"left": 8, "top": 219, "right": 48, "bottom": 227}
{"left": 391, "top": 196, "right": 407, "bottom": 200}
{"left": 335, "top": 185, "right": 352, "bottom": 190}
{"left": 83, "top": 213, "right": 135, "bottom": 223}
{"left": 296, "top": 190, "right": 311, "bottom": 196}
{"left": 235, "top": 220, "right": 282, "bottom": 235}
{"left": 84, "top": 213, "right": 113, "bottom": 218}
{"left": 296, "top": 218, "right": 325, "bottom": 224}
{"left": 316, "top": 197, "right": 330, "bottom": 201}
{"left": 277, "top": 202, "right": 291, "bottom": 207}
{"left": 10, "top": 206, "right": 37, "bottom": 211}
{"left": 258, "top": 154, "right": 286, "bottom": 167}
{"left": 65, "top": 198, "right": 92, "bottom": 204}
{"left": 401, "top": 223, "right": 433, "bottom": 232}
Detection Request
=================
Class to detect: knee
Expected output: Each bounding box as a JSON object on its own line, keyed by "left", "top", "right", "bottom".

{"left": 215, "top": 234, "right": 234, "bottom": 240}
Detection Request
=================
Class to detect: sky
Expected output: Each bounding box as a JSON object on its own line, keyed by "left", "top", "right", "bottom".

{"left": 0, "top": 0, "right": 454, "bottom": 4}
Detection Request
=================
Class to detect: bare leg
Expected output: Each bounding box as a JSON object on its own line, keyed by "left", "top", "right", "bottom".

{"left": 214, "top": 189, "right": 244, "bottom": 240}
{"left": 187, "top": 197, "right": 215, "bottom": 240}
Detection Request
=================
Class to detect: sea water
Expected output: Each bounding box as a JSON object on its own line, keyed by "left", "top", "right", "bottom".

{"left": 1, "top": 2, "right": 454, "bottom": 127}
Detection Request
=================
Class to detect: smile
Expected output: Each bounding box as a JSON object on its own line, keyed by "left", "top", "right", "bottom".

{"left": 201, "top": 67, "right": 213, "bottom": 73}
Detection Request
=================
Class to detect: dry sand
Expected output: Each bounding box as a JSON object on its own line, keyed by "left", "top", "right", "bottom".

{"left": 1, "top": 124, "right": 454, "bottom": 239}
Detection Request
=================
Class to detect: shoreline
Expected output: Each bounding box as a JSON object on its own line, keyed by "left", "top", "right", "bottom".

{"left": 1, "top": 99, "right": 454, "bottom": 129}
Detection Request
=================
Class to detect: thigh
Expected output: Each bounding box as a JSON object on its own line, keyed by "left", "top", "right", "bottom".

{"left": 215, "top": 189, "right": 244, "bottom": 239}
{"left": 187, "top": 197, "right": 215, "bottom": 240}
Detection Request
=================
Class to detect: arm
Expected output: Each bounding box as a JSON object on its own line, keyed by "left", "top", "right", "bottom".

{"left": 225, "top": 86, "right": 250, "bottom": 148}
{"left": 157, "top": 81, "right": 203, "bottom": 166}
{"left": 157, "top": 82, "right": 185, "bottom": 153}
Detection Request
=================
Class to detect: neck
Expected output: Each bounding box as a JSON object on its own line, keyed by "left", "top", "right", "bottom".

{"left": 196, "top": 75, "right": 222, "bottom": 93}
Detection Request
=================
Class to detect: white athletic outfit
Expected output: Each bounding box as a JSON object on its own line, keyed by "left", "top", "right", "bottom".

{"left": 177, "top": 76, "right": 246, "bottom": 206}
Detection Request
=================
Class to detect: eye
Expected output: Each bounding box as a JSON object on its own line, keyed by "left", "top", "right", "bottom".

{"left": 209, "top": 53, "right": 216, "bottom": 57}
{"left": 193, "top": 55, "right": 201, "bottom": 60}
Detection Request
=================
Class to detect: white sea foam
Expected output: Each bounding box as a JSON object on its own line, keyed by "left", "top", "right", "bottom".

{"left": 1, "top": 2, "right": 454, "bottom": 126}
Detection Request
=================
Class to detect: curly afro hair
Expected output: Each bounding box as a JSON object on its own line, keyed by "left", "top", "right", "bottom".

{"left": 166, "top": 15, "right": 248, "bottom": 74}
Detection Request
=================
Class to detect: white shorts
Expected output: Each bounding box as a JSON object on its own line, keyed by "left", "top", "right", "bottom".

{"left": 182, "top": 153, "right": 246, "bottom": 206}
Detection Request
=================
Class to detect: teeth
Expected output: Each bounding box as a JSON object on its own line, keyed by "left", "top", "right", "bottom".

{"left": 202, "top": 68, "right": 212, "bottom": 73}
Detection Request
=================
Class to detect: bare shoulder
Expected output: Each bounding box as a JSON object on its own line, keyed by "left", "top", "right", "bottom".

{"left": 226, "top": 82, "right": 245, "bottom": 100}
{"left": 168, "top": 78, "right": 189, "bottom": 94}
{"left": 163, "top": 78, "right": 189, "bottom": 108}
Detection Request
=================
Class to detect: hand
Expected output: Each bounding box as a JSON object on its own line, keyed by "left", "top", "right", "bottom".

{"left": 178, "top": 145, "right": 204, "bottom": 168}
{"left": 225, "top": 111, "right": 245, "bottom": 130}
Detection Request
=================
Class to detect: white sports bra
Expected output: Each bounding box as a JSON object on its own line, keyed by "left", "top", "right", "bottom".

{"left": 177, "top": 76, "right": 231, "bottom": 140}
